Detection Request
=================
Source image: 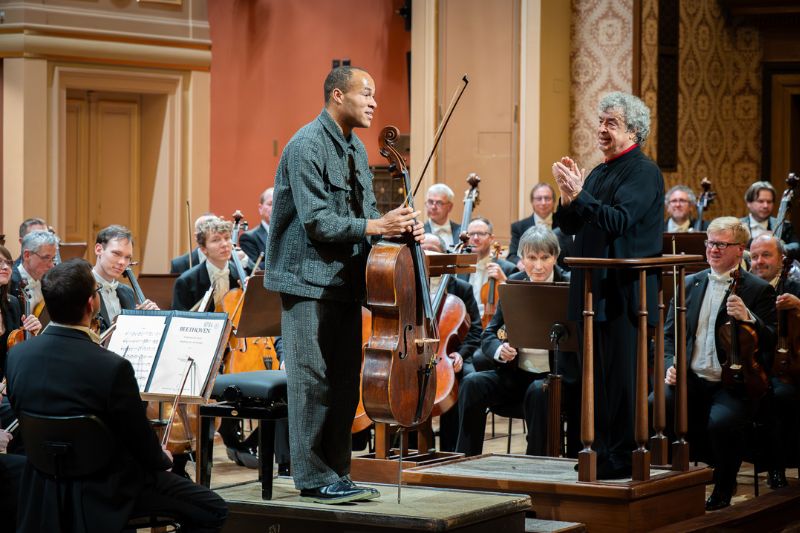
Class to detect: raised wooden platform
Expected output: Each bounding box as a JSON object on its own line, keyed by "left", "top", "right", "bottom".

{"left": 216, "top": 477, "right": 531, "bottom": 532}
{"left": 351, "top": 450, "right": 463, "bottom": 484}
{"left": 403, "top": 454, "right": 713, "bottom": 533}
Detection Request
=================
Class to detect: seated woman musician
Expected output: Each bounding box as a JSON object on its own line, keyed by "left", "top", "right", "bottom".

{"left": 455, "top": 225, "right": 579, "bottom": 457}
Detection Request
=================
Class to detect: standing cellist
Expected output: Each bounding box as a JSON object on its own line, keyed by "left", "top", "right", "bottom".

{"left": 265, "top": 66, "right": 423, "bottom": 505}
{"left": 92, "top": 225, "right": 159, "bottom": 333}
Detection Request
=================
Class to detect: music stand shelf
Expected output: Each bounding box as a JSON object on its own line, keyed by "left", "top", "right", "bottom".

{"left": 425, "top": 252, "right": 477, "bottom": 277}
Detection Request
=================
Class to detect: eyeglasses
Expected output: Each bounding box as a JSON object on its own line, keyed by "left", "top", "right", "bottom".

{"left": 704, "top": 240, "right": 740, "bottom": 250}
{"left": 0, "top": 260, "right": 13, "bottom": 270}
{"left": 669, "top": 199, "right": 690, "bottom": 205}
{"left": 468, "top": 231, "right": 491, "bottom": 238}
{"left": 425, "top": 199, "right": 450, "bottom": 208}
{"left": 32, "top": 252, "right": 56, "bottom": 264}
{"left": 532, "top": 196, "right": 553, "bottom": 202}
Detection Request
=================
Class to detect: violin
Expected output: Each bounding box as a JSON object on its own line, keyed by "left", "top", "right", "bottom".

{"left": 772, "top": 256, "right": 800, "bottom": 384}
{"left": 219, "top": 211, "right": 279, "bottom": 372}
{"left": 362, "top": 126, "right": 439, "bottom": 428}
{"left": 694, "top": 177, "right": 715, "bottom": 232}
{"left": 719, "top": 269, "right": 768, "bottom": 399}
{"left": 480, "top": 242, "right": 503, "bottom": 328}
{"left": 7, "top": 281, "right": 36, "bottom": 349}
{"left": 773, "top": 173, "right": 799, "bottom": 242}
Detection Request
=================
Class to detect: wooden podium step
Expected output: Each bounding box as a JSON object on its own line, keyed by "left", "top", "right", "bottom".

{"left": 403, "top": 454, "right": 713, "bottom": 533}
{"left": 215, "top": 477, "right": 531, "bottom": 532}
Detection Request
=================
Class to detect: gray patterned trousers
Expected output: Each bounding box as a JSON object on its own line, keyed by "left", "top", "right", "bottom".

{"left": 279, "top": 293, "right": 362, "bottom": 489}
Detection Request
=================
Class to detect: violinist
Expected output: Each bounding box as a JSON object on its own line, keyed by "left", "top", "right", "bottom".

{"left": 0, "top": 245, "right": 42, "bottom": 379}
{"left": 748, "top": 234, "right": 800, "bottom": 490}
{"left": 458, "top": 217, "right": 516, "bottom": 316}
{"left": 665, "top": 185, "right": 706, "bottom": 232}
{"left": 239, "top": 187, "right": 273, "bottom": 270}
{"left": 6, "top": 259, "right": 227, "bottom": 532}
{"left": 9, "top": 230, "right": 59, "bottom": 316}
{"left": 660, "top": 217, "right": 776, "bottom": 510}
{"left": 14, "top": 218, "right": 47, "bottom": 268}
{"left": 92, "top": 225, "right": 159, "bottom": 333}
{"left": 455, "top": 226, "right": 578, "bottom": 456}
{"left": 265, "top": 66, "right": 423, "bottom": 504}
{"left": 423, "top": 184, "right": 461, "bottom": 249}
{"left": 420, "top": 233, "right": 483, "bottom": 451}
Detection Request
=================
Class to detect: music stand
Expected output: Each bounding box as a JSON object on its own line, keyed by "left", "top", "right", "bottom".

{"left": 498, "top": 281, "right": 578, "bottom": 353}
{"left": 498, "top": 280, "right": 576, "bottom": 457}
{"left": 236, "top": 274, "right": 282, "bottom": 338}
{"left": 662, "top": 233, "right": 707, "bottom": 258}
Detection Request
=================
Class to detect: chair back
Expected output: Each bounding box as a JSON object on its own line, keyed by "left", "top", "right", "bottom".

{"left": 20, "top": 412, "right": 115, "bottom": 478}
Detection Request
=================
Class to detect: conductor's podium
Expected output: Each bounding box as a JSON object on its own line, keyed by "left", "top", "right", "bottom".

{"left": 198, "top": 370, "right": 288, "bottom": 499}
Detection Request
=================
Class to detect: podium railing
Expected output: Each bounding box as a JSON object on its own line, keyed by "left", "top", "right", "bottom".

{"left": 565, "top": 254, "right": 705, "bottom": 482}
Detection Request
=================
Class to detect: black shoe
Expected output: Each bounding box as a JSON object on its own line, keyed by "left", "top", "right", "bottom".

{"left": 278, "top": 462, "right": 291, "bottom": 477}
{"left": 767, "top": 469, "right": 788, "bottom": 489}
{"left": 340, "top": 475, "right": 381, "bottom": 501}
{"left": 225, "top": 445, "right": 260, "bottom": 469}
{"left": 705, "top": 486, "right": 733, "bottom": 511}
{"left": 299, "top": 480, "right": 372, "bottom": 504}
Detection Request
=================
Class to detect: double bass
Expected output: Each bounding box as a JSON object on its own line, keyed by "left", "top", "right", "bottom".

{"left": 693, "top": 177, "right": 715, "bottom": 232}
{"left": 361, "top": 126, "right": 439, "bottom": 428}
{"left": 719, "top": 269, "right": 769, "bottom": 399}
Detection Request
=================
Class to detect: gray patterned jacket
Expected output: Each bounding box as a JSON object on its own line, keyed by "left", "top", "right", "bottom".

{"left": 264, "top": 109, "right": 380, "bottom": 302}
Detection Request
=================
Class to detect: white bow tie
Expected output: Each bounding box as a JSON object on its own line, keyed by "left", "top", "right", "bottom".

{"left": 211, "top": 269, "right": 230, "bottom": 283}
{"left": 99, "top": 279, "right": 119, "bottom": 292}
{"left": 708, "top": 272, "right": 732, "bottom": 284}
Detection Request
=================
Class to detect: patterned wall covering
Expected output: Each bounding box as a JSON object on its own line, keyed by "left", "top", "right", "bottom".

{"left": 641, "top": 0, "right": 762, "bottom": 220}
{"left": 570, "top": 0, "right": 634, "bottom": 170}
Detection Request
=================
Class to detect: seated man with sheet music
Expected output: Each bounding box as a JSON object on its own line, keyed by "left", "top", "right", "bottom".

{"left": 455, "top": 225, "right": 579, "bottom": 456}
{"left": 660, "top": 217, "right": 776, "bottom": 511}
{"left": 749, "top": 233, "right": 800, "bottom": 491}
{"left": 93, "top": 225, "right": 159, "bottom": 333}
{"left": 420, "top": 233, "right": 483, "bottom": 452}
{"left": 6, "top": 259, "right": 227, "bottom": 532}
{"left": 9, "top": 230, "right": 59, "bottom": 318}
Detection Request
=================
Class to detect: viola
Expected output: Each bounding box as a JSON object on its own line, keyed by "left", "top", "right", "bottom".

{"left": 480, "top": 242, "right": 502, "bottom": 328}
{"left": 219, "top": 211, "right": 279, "bottom": 372}
{"left": 719, "top": 269, "right": 768, "bottom": 399}
{"left": 694, "top": 177, "right": 715, "bottom": 232}
{"left": 772, "top": 256, "right": 800, "bottom": 384}
{"left": 362, "top": 126, "right": 439, "bottom": 428}
{"left": 7, "top": 281, "right": 36, "bottom": 349}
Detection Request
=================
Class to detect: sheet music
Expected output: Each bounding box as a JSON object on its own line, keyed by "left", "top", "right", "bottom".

{"left": 106, "top": 315, "right": 168, "bottom": 391}
{"left": 147, "top": 316, "right": 226, "bottom": 395}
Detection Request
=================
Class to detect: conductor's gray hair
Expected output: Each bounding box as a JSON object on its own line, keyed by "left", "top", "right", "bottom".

{"left": 598, "top": 92, "right": 651, "bottom": 145}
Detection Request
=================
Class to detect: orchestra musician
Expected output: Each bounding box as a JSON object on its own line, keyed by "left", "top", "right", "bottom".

{"left": 0, "top": 417, "right": 24, "bottom": 530}
{"left": 748, "top": 233, "right": 799, "bottom": 490}
{"left": 660, "top": 217, "right": 776, "bottom": 510}
{"left": 265, "top": 65, "right": 423, "bottom": 504}
{"left": 457, "top": 217, "right": 516, "bottom": 315}
{"left": 507, "top": 183, "right": 573, "bottom": 272}
{"left": 420, "top": 233, "right": 483, "bottom": 451}
{"left": 14, "top": 218, "right": 47, "bottom": 268}
{"left": 239, "top": 187, "right": 273, "bottom": 270}
{"left": 169, "top": 213, "right": 216, "bottom": 275}
{"left": 423, "top": 184, "right": 461, "bottom": 250}
{"left": 740, "top": 181, "right": 800, "bottom": 258}
{"left": 9, "top": 230, "right": 59, "bottom": 316}
{"left": 6, "top": 259, "right": 227, "bottom": 532}
{"left": 455, "top": 225, "right": 578, "bottom": 456}
{"left": 92, "top": 225, "right": 159, "bottom": 333}
{"left": 552, "top": 91, "right": 664, "bottom": 479}
{"left": 665, "top": 185, "right": 707, "bottom": 232}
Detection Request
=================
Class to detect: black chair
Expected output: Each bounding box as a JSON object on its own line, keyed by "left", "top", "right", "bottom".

{"left": 489, "top": 403, "right": 526, "bottom": 454}
{"left": 19, "top": 411, "right": 181, "bottom": 532}
{"left": 199, "top": 370, "right": 288, "bottom": 500}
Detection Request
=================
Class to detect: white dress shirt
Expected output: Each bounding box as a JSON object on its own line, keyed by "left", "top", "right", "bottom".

{"left": 429, "top": 220, "right": 455, "bottom": 248}
{"left": 17, "top": 265, "right": 43, "bottom": 312}
{"left": 207, "top": 261, "right": 231, "bottom": 307}
{"left": 93, "top": 270, "right": 121, "bottom": 323}
{"left": 690, "top": 271, "right": 732, "bottom": 382}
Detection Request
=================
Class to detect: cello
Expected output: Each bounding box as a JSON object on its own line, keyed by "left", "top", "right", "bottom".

{"left": 693, "top": 177, "right": 715, "bottom": 232}
{"left": 361, "top": 126, "right": 439, "bottom": 428}
{"left": 220, "top": 211, "right": 279, "bottom": 372}
{"left": 719, "top": 269, "right": 769, "bottom": 399}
